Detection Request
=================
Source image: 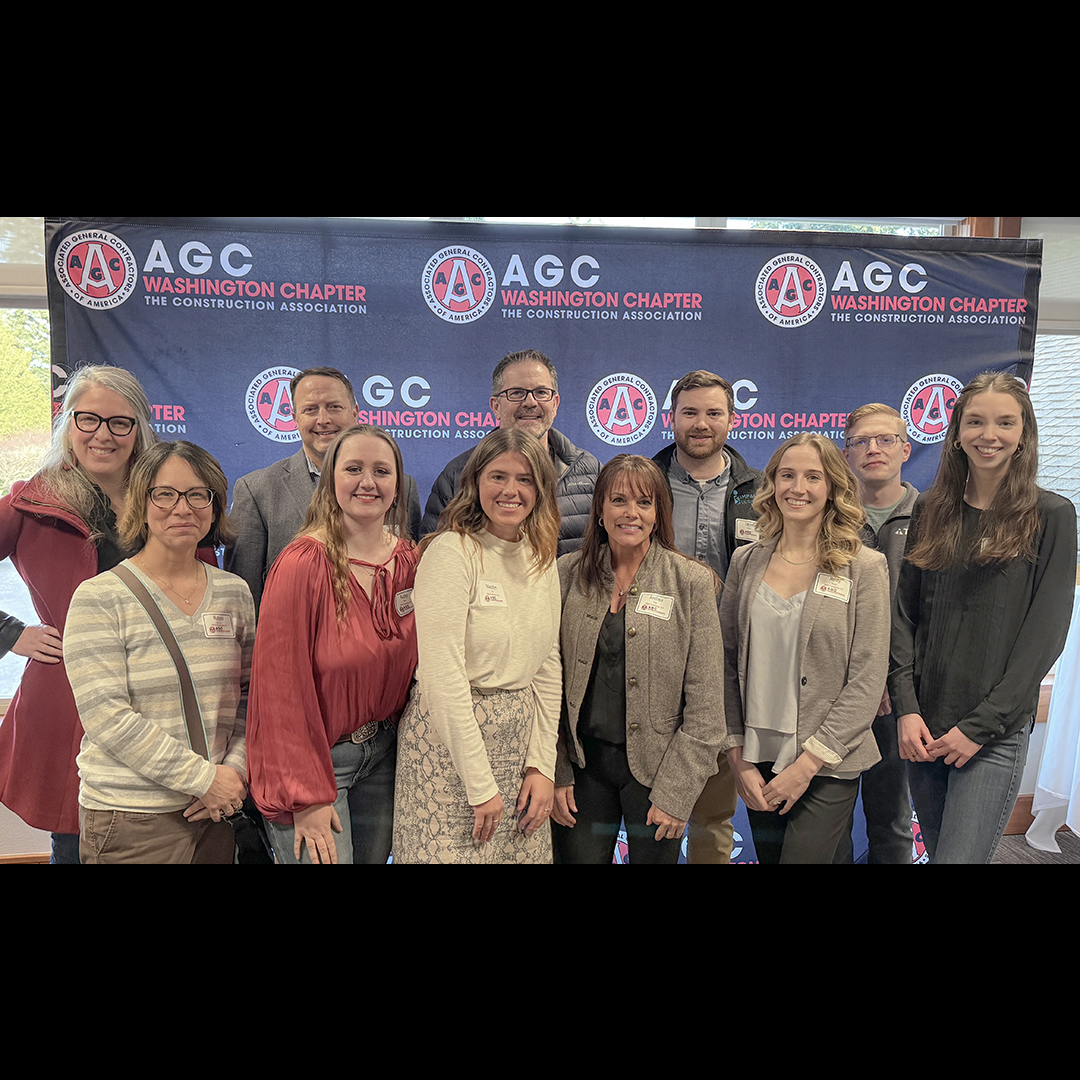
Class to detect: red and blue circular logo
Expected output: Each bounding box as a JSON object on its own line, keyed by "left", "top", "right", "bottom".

{"left": 245, "top": 366, "right": 302, "bottom": 442}
{"left": 422, "top": 245, "right": 497, "bottom": 324}
{"left": 755, "top": 252, "right": 827, "bottom": 328}
{"left": 901, "top": 374, "right": 964, "bottom": 444}
{"left": 586, "top": 373, "right": 657, "bottom": 446}
{"left": 54, "top": 229, "right": 138, "bottom": 310}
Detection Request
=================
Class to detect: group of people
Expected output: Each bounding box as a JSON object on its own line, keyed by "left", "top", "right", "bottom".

{"left": 0, "top": 348, "right": 1074, "bottom": 865}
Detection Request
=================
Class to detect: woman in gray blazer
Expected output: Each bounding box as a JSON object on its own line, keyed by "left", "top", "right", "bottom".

{"left": 552, "top": 455, "right": 726, "bottom": 864}
{"left": 723, "top": 433, "right": 889, "bottom": 864}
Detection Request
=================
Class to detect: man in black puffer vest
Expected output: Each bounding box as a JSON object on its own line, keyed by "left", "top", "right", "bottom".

{"left": 421, "top": 348, "right": 599, "bottom": 556}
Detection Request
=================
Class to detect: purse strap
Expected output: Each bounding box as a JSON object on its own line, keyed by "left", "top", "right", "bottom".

{"left": 110, "top": 564, "right": 209, "bottom": 760}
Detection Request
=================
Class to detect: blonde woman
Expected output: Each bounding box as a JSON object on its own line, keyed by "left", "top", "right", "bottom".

{"left": 722, "top": 433, "right": 890, "bottom": 863}
{"left": 394, "top": 427, "right": 561, "bottom": 864}
{"left": 247, "top": 426, "right": 417, "bottom": 865}
{"left": 0, "top": 365, "right": 158, "bottom": 863}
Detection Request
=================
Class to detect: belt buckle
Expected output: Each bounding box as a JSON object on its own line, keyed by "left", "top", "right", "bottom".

{"left": 351, "top": 722, "right": 378, "bottom": 744}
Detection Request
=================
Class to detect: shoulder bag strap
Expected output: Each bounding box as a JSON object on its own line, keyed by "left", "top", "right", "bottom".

{"left": 109, "top": 564, "right": 209, "bottom": 760}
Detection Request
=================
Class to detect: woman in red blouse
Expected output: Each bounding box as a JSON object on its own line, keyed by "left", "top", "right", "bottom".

{"left": 246, "top": 426, "right": 418, "bottom": 864}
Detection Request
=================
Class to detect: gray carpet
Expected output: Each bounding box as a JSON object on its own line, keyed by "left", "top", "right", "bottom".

{"left": 991, "top": 827, "right": 1080, "bottom": 864}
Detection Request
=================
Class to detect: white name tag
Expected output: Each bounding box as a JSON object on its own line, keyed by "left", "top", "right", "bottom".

{"left": 479, "top": 581, "right": 507, "bottom": 607}
{"left": 201, "top": 613, "right": 235, "bottom": 638}
{"left": 813, "top": 573, "right": 851, "bottom": 603}
{"left": 636, "top": 592, "right": 674, "bottom": 620}
{"left": 735, "top": 518, "right": 761, "bottom": 542}
{"left": 394, "top": 588, "right": 414, "bottom": 617}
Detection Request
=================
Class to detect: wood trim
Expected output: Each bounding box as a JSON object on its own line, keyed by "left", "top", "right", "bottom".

{"left": 954, "top": 217, "right": 1022, "bottom": 238}
{"left": 1006, "top": 793, "right": 1036, "bottom": 835}
{"left": 0, "top": 852, "right": 50, "bottom": 864}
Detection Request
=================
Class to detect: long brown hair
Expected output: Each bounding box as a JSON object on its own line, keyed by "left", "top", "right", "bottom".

{"left": 754, "top": 433, "right": 865, "bottom": 574}
{"left": 418, "top": 427, "right": 559, "bottom": 575}
{"left": 574, "top": 455, "right": 718, "bottom": 597}
{"left": 905, "top": 371, "right": 1040, "bottom": 569}
{"left": 299, "top": 426, "right": 411, "bottom": 622}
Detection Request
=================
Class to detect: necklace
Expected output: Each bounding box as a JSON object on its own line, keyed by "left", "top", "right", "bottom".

{"left": 778, "top": 543, "right": 817, "bottom": 566}
{"left": 138, "top": 557, "right": 203, "bottom": 605}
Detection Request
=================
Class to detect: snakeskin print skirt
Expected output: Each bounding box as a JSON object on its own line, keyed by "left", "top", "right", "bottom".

{"left": 392, "top": 682, "right": 552, "bottom": 864}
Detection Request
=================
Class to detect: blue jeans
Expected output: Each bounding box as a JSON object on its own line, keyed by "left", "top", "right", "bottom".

{"left": 265, "top": 721, "right": 396, "bottom": 865}
{"left": 908, "top": 725, "right": 1029, "bottom": 864}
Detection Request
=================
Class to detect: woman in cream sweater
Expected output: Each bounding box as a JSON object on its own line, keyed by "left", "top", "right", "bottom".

{"left": 393, "top": 427, "right": 562, "bottom": 864}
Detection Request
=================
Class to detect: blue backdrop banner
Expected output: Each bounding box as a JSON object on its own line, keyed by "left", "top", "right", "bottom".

{"left": 44, "top": 217, "right": 1042, "bottom": 507}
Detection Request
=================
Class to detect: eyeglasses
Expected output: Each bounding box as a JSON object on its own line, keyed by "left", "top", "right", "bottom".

{"left": 148, "top": 487, "right": 214, "bottom": 510}
{"left": 73, "top": 411, "right": 137, "bottom": 437}
{"left": 495, "top": 387, "right": 556, "bottom": 402}
{"left": 845, "top": 434, "right": 904, "bottom": 451}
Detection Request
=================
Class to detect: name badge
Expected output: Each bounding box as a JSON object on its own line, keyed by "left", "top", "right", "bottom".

{"left": 479, "top": 581, "right": 507, "bottom": 607}
{"left": 636, "top": 592, "right": 674, "bottom": 620}
{"left": 201, "top": 613, "right": 235, "bottom": 638}
{"left": 735, "top": 518, "right": 761, "bottom": 542}
{"left": 813, "top": 573, "right": 851, "bottom": 603}
{"left": 394, "top": 588, "right": 414, "bottom": 617}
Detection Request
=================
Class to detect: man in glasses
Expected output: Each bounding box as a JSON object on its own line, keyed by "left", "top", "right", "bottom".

{"left": 421, "top": 349, "right": 599, "bottom": 555}
{"left": 226, "top": 367, "right": 421, "bottom": 611}
{"left": 839, "top": 402, "right": 919, "bottom": 865}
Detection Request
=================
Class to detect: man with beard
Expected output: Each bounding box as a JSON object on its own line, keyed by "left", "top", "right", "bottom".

{"left": 421, "top": 348, "right": 599, "bottom": 556}
{"left": 653, "top": 370, "right": 761, "bottom": 864}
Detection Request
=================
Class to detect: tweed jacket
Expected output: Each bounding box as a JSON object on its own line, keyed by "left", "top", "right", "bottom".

{"left": 721, "top": 537, "right": 888, "bottom": 776}
{"left": 225, "top": 447, "right": 421, "bottom": 610}
{"left": 557, "top": 543, "right": 726, "bottom": 821}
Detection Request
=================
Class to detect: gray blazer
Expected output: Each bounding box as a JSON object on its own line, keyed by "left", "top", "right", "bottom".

{"left": 721, "top": 537, "right": 889, "bottom": 776}
{"left": 224, "top": 448, "right": 421, "bottom": 610}
{"left": 557, "top": 543, "right": 726, "bottom": 822}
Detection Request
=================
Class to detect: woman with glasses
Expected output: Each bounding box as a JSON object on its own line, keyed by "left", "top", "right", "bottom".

{"left": 722, "top": 433, "right": 890, "bottom": 863}
{"left": 890, "top": 372, "right": 1076, "bottom": 863}
{"left": 0, "top": 365, "right": 160, "bottom": 863}
{"left": 63, "top": 441, "right": 254, "bottom": 863}
{"left": 246, "top": 426, "right": 417, "bottom": 865}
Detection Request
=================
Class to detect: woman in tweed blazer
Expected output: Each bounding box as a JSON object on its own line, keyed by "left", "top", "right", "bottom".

{"left": 723, "top": 434, "right": 889, "bottom": 864}
{"left": 552, "top": 455, "right": 726, "bottom": 865}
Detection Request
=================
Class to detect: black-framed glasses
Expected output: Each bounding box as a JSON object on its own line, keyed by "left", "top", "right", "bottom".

{"left": 496, "top": 387, "right": 556, "bottom": 402}
{"left": 73, "top": 411, "right": 138, "bottom": 437}
{"left": 845, "top": 434, "right": 904, "bottom": 451}
{"left": 148, "top": 487, "right": 214, "bottom": 510}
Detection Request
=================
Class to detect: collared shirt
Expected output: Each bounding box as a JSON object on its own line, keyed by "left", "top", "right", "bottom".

{"left": 667, "top": 451, "right": 731, "bottom": 579}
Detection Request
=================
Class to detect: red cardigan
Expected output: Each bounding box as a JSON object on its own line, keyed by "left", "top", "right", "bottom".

{"left": 0, "top": 477, "right": 215, "bottom": 835}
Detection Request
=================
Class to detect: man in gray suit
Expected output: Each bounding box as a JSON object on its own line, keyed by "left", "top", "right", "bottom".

{"left": 226, "top": 366, "right": 421, "bottom": 610}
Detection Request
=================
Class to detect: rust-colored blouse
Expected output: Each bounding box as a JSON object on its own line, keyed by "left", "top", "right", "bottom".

{"left": 247, "top": 535, "right": 418, "bottom": 823}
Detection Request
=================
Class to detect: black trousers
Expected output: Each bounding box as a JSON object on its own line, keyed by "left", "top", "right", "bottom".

{"left": 551, "top": 735, "right": 682, "bottom": 865}
{"left": 746, "top": 761, "right": 859, "bottom": 864}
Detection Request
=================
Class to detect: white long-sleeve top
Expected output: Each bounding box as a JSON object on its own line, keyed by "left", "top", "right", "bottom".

{"left": 413, "top": 530, "right": 561, "bottom": 805}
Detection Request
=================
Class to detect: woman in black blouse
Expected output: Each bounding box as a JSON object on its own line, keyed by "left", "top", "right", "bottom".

{"left": 890, "top": 371, "right": 1076, "bottom": 864}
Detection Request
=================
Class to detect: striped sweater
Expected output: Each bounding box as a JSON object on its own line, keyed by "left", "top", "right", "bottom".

{"left": 64, "top": 561, "right": 255, "bottom": 813}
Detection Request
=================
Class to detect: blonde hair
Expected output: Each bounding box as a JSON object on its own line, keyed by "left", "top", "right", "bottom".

{"left": 418, "top": 427, "right": 559, "bottom": 575}
{"left": 37, "top": 365, "right": 157, "bottom": 531}
{"left": 845, "top": 403, "right": 907, "bottom": 438}
{"left": 754, "top": 433, "right": 866, "bottom": 574}
{"left": 299, "top": 426, "right": 411, "bottom": 622}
